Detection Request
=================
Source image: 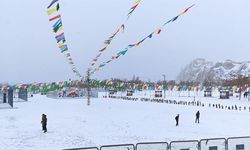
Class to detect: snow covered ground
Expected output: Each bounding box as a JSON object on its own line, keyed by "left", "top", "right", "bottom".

{"left": 1, "top": 91, "right": 250, "bottom": 150}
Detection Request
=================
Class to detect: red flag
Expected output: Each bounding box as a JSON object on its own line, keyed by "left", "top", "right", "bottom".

{"left": 130, "top": 3, "right": 139, "bottom": 10}
{"left": 49, "top": 15, "right": 61, "bottom": 21}
{"left": 55, "top": 32, "right": 64, "bottom": 39}
{"left": 182, "top": 4, "right": 195, "bottom": 14}
{"left": 156, "top": 29, "right": 162, "bottom": 34}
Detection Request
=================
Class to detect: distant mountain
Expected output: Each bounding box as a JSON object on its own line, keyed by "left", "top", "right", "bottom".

{"left": 177, "top": 58, "right": 250, "bottom": 83}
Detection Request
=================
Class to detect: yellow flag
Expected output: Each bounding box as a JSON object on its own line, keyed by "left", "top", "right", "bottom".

{"left": 135, "top": 0, "right": 141, "bottom": 4}
{"left": 47, "top": 8, "right": 57, "bottom": 15}
{"left": 58, "top": 42, "right": 65, "bottom": 48}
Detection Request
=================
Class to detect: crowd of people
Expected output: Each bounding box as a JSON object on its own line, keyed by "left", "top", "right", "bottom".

{"left": 107, "top": 95, "right": 206, "bottom": 108}
{"left": 40, "top": 92, "right": 249, "bottom": 132}
{"left": 107, "top": 94, "right": 250, "bottom": 113}
{"left": 208, "top": 103, "right": 250, "bottom": 112}
{"left": 107, "top": 94, "right": 250, "bottom": 127}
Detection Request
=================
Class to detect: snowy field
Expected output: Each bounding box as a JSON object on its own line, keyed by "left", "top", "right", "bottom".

{"left": 1, "top": 92, "right": 250, "bottom": 150}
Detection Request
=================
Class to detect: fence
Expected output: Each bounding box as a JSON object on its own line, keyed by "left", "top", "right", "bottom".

{"left": 200, "top": 138, "right": 226, "bottom": 150}
{"left": 227, "top": 137, "right": 250, "bottom": 150}
{"left": 170, "top": 140, "right": 199, "bottom": 150}
{"left": 136, "top": 142, "right": 168, "bottom": 150}
{"left": 63, "top": 136, "right": 250, "bottom": 150}
{"left": 64, "top": 147, "right": 99, "bottom": 150}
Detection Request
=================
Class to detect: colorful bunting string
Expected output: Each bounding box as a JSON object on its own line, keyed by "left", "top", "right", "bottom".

{"left": 89, "top": 0, "right": 142, "bottom": 69}
{"left": 4, "top": 79, "right": 249, "bottom": 94}
{"left": 47, "top": 0, "right": 82, "bottom": 78}
{"left": 91, "top": 4, "right": 195, "bottom": 75}
{"left": 127, "top": 0, "right": 141, "bottom": 19}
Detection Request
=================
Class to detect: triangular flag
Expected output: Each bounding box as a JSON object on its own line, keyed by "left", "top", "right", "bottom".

{"left": 148, "top": 33, "right": 153, "bottom": 38}
{"left": 171, "top": 16, "right": 179, "bottom": 22}
{"left": 47, "top": 0, "right": 58, "bottom": 9}
{"left": 121, "top": 24, "right": 125, "bottom": 32}
{"left": 56, "top": 3, "right": 60, "bottom": 11}
{"left": 118, "top": 49, "right": 128, "bottom": 56}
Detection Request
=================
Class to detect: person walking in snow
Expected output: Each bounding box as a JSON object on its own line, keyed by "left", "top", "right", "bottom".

{"left": 175, "top": 114, "right": 179, "bottom": 126}
{"left": 244, "top": 92, "right": 247, "bottom": 98}
{"left": 41, "top": 114, "right": 47, "bottom": 133}
{"left": 195, "top": 111, "right": 200, "bottom": 123}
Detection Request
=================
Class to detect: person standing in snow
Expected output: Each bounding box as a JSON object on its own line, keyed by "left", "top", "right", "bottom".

{"left": 175, "top": 114, "right": 179, "bottom": 126}
{"left": 195, "top": 111, "right": 200, "bottom": 123}
{"left": 41, "top": 114, "right": 47, "bottom": 133}
{"left": 244, "top": 92, "right": 247, "bottom": 98}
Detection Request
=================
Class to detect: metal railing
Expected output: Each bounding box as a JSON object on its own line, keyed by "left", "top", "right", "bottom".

{"left": 136, "top": 142, "right": 168, "bottom": 150}
{"left": 63, "top": 136, "right": 250, "bottom": 150}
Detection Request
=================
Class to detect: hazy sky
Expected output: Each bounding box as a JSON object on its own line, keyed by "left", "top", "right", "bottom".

{"left": 0, "top": 0, "right": 249, "bottom": 83}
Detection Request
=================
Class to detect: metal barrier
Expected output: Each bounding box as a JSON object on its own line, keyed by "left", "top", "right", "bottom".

{"left": 227, "top": 136, "right": 250, "bottom": 150}
{"left": 100, "top": 144, "right": 135, "bottom": 150}
{"left": 170, "top": 140, "right": 199, "bottom": 150}
{"left": 63, "top": 147, "right": 99, "bottom": 150}
{"left": 64, "top": 136, "right": 250, "bottom": 150}
{"left": 200, "top": 138, "right": 226, "bottom": 150}
{"left": 136, "top": 142, "right": 168, "bottom": 150}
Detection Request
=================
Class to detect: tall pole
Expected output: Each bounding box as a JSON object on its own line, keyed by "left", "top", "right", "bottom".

{"left": 162, "top": 74, "right": 166, "bottom": 98}
{"left": 86, "top": 69, "right": 91, "bottom": 106}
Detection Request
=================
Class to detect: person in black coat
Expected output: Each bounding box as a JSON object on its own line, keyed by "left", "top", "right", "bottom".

{"left": 195, "top": 111, "right": 200, "bottom": 123}
{"left": 244, "top": 92, "right": 247, "bottom": 98}
{"left": 175, "top": 114, "right": 179, "bottom": 126}
{"left": 41, "top": 114, "right": 47, "bottom": 133}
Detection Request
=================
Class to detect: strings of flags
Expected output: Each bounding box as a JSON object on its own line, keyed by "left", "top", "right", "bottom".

{"left": 2, "top": 80, "right": 249, "bottom": 94}
{"left": 90, "top": 0, "right": 142, "bottom": 68}
{"left": 91, "top": 4, "right": 195, "bottom": 74}
{"left": 47, "top": 0, "right": 82, "bottom": 78}
{"left": 46, "top": 0, "right": 193, "bottom": 78}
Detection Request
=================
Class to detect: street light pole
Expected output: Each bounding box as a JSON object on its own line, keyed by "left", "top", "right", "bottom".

{"left": 162, "top": 74, "right": 166, "bottom": 98}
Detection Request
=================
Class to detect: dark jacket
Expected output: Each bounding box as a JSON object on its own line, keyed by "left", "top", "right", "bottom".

{"left": 175, "top": 115, "right": 179, "bottom": 121}
{"left": 196, "top": 111, "right": 200, "bottom": 118}
{"left": 41, "top": 115, "right": 47, "bottom": 125}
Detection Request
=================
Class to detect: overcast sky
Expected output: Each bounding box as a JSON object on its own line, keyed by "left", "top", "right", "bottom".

{"left": 0, "top": 0, "right": 249, "bottom": 83}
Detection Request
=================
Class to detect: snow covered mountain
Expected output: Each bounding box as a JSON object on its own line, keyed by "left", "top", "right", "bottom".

{"left": 177, "top": 58, "right": 250, "bottom": 82}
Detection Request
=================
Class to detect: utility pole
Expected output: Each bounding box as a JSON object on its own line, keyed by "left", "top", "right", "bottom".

{"left": 86, "top": 68, "right": 91, "bottom": 106}
{"left": 162, "top": 74, "right": 166, "bottom": 98}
